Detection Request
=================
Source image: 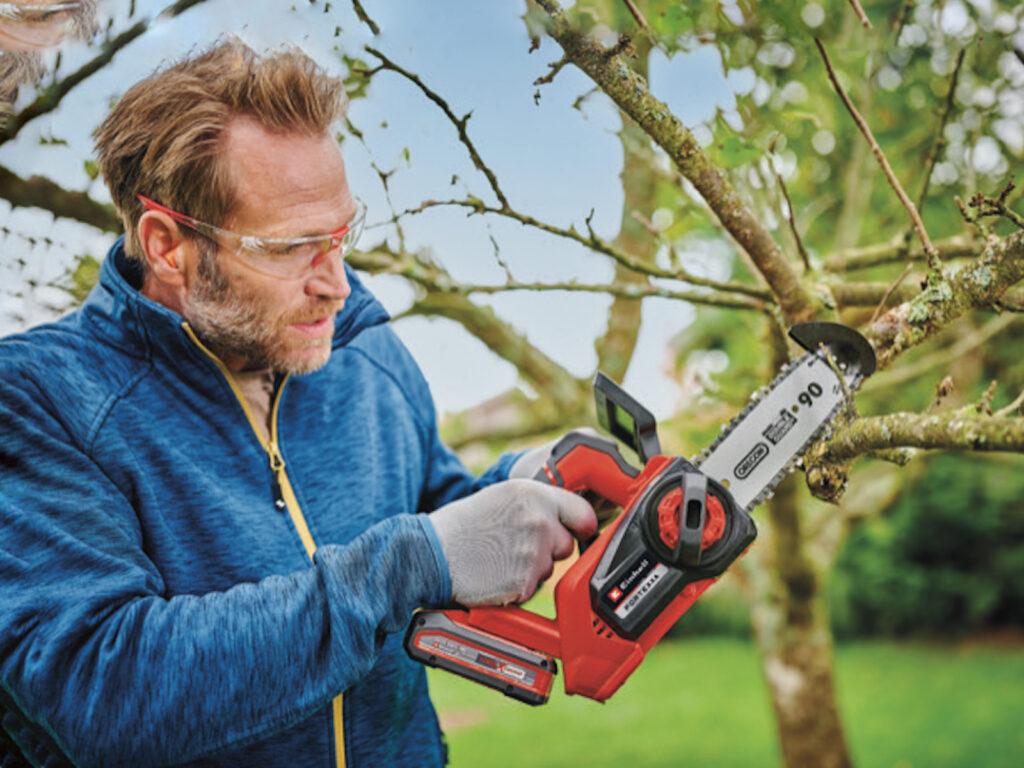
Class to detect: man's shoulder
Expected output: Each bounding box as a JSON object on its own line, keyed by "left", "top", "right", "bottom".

{"left": 0, "top": 316, "right": 149, "bottom": 437}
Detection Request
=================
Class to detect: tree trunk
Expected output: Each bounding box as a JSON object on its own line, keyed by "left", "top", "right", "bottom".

{"left": 751, "top": 473, "right": 853, "bottom": 768}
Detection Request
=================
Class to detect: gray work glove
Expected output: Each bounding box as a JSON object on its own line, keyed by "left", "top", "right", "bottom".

{"left": 428, "top": 479, "right": 597, "bottom": 606}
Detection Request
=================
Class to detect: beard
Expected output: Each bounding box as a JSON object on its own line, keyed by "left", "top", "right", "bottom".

{"left": 185, "top": 246, "right": 343, "bottom": 375}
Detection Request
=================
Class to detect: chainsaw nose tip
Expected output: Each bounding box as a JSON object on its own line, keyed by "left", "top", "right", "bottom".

{"left": 788, "top": 322, "right": 877, "bottom": 379}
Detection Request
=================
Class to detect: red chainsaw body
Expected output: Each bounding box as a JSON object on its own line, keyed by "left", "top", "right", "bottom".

{"left": 430, "top": 451, "right": 721, "bottom": 702}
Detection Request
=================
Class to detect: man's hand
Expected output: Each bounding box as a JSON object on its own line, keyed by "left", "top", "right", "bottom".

{"left": 428, "top": 480, "right": 597, "bottom": 606}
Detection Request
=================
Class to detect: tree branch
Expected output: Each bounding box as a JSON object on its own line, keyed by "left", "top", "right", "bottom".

{"left": 411, "top": 290, "right": 590, "bottom": 413}
{"left": 867, "top": 231, "right": 1024, "bottom": 369}
{"left": 916, "top": 48, "right": 965, "bottom": 213}
{"left": 823, "top": 232, "right": 981, "bottom": 272}
{"left": 363, "top": 46, "right": 510, "bottom": 210}
{"left": 399, "top": 198, "right": 773, "bottom": 300}
{"left": 846, "top": 0, "right": 873, "bottom": 29}
{"left": 349, "top": 0, "right": 380, "bottom": 35}
{"left": 776, "top": 171, "right": 811, "bottom": 271}
{"left": 814, "top": 407, "right": 1024, "bottom": 463}
{"left": 829, "top": 278, "right": 919, "bottom": 309}
{"left": 348, "top": 246, "right": 588, "bottom": 411}
{"left": 530, "top": 0, "right": 821, "bottom": 325}
{"left": 861, "top": 314, "right": 1017, "bottom": 393}
{"left": 0, "top": 165, "right": 120, "bottom": 232}
{"left": 454, "top": 278, "right": 766, "bottom": 311}
{"left": 815, "top": 38, "right": 940, "bottom": 273}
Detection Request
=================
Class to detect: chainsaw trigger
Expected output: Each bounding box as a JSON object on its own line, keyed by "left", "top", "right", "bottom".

{"left": 673, "top": 472, "right": 708, "bottom": 567}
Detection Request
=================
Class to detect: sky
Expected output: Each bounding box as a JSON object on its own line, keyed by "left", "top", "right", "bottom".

{"left": 0, "top": 0, "right": 742, "bottom": 419}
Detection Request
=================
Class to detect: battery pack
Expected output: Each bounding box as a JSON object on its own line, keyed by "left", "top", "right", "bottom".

{"left": 404, "top": 610, "right": 557, "bottom": 705}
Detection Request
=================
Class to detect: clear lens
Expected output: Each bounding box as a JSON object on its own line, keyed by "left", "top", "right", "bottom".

{"left": 229, "top": 199, "right": 365, "bottom": 279}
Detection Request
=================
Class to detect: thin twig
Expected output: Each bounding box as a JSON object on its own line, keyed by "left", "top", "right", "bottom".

{"left": 892, "top": 1, "right": 916, "bottom": 41}
{"left": 815, "top": 38, "right": 940, "bottom": 274}
{"left": 995, "top": 389, "right": 1024, "bottom": 418}
{"left": 776, "top": 172, "right": 812, "bottom": 271}
{"left": 916, "top": 48, "right": 965, "bottom": 212}
{"left": 364, "top": 46, "right": 510, "bottom": 210}
{"left": 393, "top": 198, "right": 773, "bottom": 300}
{"left": 969, "top": 180, "right": 1024, "bottom": 230}
{"left": 457, "top": 279, "right": 766, "bottom": 311}
{"left": 869, "top": 261, "right": 914, "bottom": 324}
{"left": 846, "top": 0, "right": 873, "bottom": 29}
{"left": 620, "top": 0, "right": 650, "bottom": 30}
{"left": 927, "top": 376, "right": 955, "bottom": 413}
{"left": 350, "top": 0, "right": 380, "bottom": 34}
{"left": 533, "top": 55, "right": 570, "bottom": 86}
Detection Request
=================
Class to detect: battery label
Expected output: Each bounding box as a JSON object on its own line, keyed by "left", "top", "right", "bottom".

{"left": 417, "top": 633, "right": 536, "bottom": 685}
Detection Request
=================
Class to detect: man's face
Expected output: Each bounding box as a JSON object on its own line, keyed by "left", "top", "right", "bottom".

{"left": 183, "top": 117, "right": 356, "bottom": 375}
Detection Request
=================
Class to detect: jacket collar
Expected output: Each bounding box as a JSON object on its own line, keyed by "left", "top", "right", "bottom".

{"left": 81, "top": 236, "right": 391, "bottom": 373}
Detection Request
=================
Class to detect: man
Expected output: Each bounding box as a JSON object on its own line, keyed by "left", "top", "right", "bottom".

{"left": 0, "top": 40, "right": 596, "bottom": 767}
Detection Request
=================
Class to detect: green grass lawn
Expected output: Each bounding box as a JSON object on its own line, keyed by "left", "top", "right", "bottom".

{"left": 427, "top": 638, "right": 1024, "bottom": 767}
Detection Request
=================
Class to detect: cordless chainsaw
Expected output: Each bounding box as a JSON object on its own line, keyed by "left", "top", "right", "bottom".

{"left": 405, "top": 322, "right": 876, "bottom": 705}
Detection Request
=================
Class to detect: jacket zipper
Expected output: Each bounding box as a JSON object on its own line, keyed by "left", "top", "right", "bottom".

{"left": 181, "top": 323, "right": 346, "bottom": 768}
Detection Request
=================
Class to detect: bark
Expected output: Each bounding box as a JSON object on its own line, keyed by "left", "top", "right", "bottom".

{"left": 867, "top": 231, "right": 1024, "bottom": 369}
{"left": 815, "top": 407, "right": 1024, "bottom": 462}
{"left": 595, "top": 27, "right": 654, "bottom": 382}
{"left": 0, "top": 166, "right": 120, "bottom": 232}
{"left": 754, "top": 475, "right": 852, "bottom": 768}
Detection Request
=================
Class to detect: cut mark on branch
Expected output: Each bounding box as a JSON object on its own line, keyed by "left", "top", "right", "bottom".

{"left": 815, "top": 38, "right": 940, "bottom": 274}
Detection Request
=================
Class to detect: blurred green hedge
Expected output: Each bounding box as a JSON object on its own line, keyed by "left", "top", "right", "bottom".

{"left": 828, "top": 453, "right": 1024, "bottom": 639}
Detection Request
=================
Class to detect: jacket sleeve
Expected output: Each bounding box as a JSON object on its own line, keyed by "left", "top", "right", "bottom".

{"left": 0, "top": 380, "right": 450, "bottom": 768}
{"left": 408, "top": 377, "right": 522, "bottom": 512}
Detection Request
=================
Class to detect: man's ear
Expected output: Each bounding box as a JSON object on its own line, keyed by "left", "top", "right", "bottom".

{"left": 137, "top": 211, "right": 188, "bottom": 286}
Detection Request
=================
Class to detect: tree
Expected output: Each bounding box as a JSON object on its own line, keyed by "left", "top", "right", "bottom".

{"left": 1, "top": 1, "right": 1022, "bottom": 767}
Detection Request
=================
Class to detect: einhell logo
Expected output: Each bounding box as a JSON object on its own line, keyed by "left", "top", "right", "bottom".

{"left": 619, "top": 556, "right": 651, "bottom": 593}
{"left": 734, "top": 442, "right": 769, "bottom": 480}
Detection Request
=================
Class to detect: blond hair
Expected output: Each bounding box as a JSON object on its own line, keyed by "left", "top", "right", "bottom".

{"left": 95, "top": 38, "right": 348, "bottom": 260}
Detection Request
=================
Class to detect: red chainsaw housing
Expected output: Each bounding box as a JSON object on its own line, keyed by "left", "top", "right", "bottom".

{"left": 432, "top": 449, "right": 722, "bottom": 702}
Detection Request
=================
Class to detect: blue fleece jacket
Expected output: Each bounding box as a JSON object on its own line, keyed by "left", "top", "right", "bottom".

{"left": 0, "top": 239, "right": 516, "bottom": 767}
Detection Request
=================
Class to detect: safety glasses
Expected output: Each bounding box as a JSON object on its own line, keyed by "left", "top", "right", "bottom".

{"left": 136, "top": 194, "right": 366, "bottom": 279}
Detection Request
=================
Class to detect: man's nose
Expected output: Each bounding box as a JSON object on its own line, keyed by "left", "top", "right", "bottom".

{"left": 306, "top": 251, "right": 351, "bottom": 301}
